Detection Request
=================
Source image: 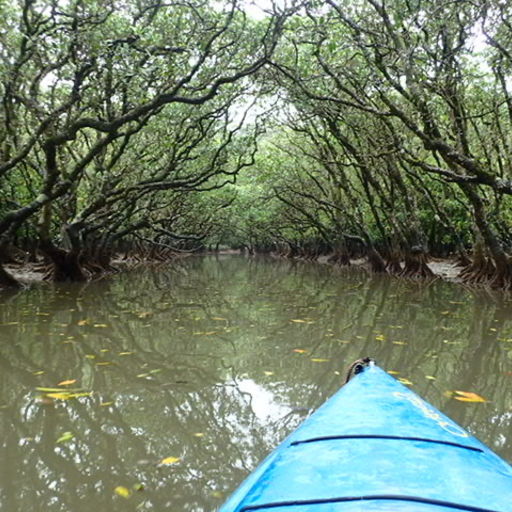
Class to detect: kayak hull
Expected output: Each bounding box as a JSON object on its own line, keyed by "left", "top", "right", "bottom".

{"left": 219, "top": 365, "right": 512, "bottom": 512}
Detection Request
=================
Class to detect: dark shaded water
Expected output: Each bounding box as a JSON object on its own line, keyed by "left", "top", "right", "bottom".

{"left": 0, "top": 256, "right": 511, "bottom": 511}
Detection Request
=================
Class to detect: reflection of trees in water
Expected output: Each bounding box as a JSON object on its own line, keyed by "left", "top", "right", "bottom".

{"left": 0, "top": 256, "right": 511, "bottom": 510}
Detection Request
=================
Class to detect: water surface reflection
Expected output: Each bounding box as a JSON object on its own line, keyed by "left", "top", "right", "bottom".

{"left": 0, "top": 256, "right": 511, "bottom": 511}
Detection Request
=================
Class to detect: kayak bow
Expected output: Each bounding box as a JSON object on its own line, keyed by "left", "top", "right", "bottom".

{"left": 219, "top": 360, "right": 512, "bottom": 512}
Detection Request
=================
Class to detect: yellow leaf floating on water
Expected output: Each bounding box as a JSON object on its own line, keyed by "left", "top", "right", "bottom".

{"left": 56, "top": 431, "right": 74, "bottom": 444}
{"left": 387, "top": 370, "right": 400, "bottom": 375}
{"left": 453, "top": 390, "right": 487, "bottom": 403}
{"left": 46, "top": 391, "right": 92, "bottom": 400}
{"left": 94, "top": 324, "right": 108, "bottom": 328}
{"left": 160, "top": 456, "right": 180, "bottom": 465}
{"left": 46, "top": 392, "right": 73, "bottom": 400}
{"left": 392, "top": 341, "right": 408, "bottom": 345}
{"left": 119, "top": 351, "right": 134, "bottom": 356}
{"left": 212, "top": 317, "right": 227, "bottom": 321}
{"left": 193, "top": 433, "right": 205, "bottom": 438}
{"left": 311, "top": 358, "right": 329, "bottom": 363}
{"left": 33, "top": 371, "right": 45, "bottom": 375}
{"left": 375, "top": 334, "right": 385, "bottom": 341}
{"left": 114, "top": 486, "right": 132, "bottom": 499}
{"left": 58, "top": 379, "right": 77, "bottom": 386}
{"left": 77, "top": 319, "right": 89, "bottom": 326}
{"left": 100, "top": 401, "right": 114, "bottom": 407}
{"left": 426, "top": 375, "right": 436, "bottom": 380}
{"left": 291, "top": 319, "right": 315, "bottom": 324}
{"left": 263, "top": 371, "right": 274, "bottom": 376}
{"left": 398, "top": 377, "right": 413, "bottom": 386}
{"left": 293, "top": 349, "right": 307, "bottom": 354}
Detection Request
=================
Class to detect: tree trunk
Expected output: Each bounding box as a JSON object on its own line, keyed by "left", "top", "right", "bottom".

{"left": 40, "top": 240, "right": 88, "bottom": 282}
{"left": 367, "top": 246, "right": 387, "bottom": 273}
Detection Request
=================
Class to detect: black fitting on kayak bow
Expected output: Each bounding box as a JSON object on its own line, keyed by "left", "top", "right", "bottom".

{"left": 345, "top": 357, "right": 374, "bottom": 383}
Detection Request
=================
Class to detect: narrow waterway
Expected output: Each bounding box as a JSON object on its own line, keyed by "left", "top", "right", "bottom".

{"left": 0, "top": 256, "right": 511, "bottom": 511}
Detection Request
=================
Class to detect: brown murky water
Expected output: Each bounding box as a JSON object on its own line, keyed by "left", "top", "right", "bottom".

{"left": 0, "top": 255, "right": 511, "bottom": 511}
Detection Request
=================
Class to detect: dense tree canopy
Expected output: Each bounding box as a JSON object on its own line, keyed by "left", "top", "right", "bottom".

{"left": 2, "top": 0, "right": 512, "bottom": 288}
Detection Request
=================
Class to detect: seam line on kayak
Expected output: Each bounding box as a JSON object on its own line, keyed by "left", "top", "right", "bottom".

{"left": 290, "top": 435, "right": 484, "bottom": 453}
{"left": 239, "top": 495, "right": 502, "bottom": 512}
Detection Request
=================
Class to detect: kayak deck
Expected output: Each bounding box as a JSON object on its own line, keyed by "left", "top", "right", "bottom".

{"left": 219, "top": 365, "right": 512, "bottom": 512}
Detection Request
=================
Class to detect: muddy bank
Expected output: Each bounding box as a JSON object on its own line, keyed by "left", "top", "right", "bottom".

{"left": 311, "top": 255, "right": 463, "bottom": 282}
{"left": 2, "top": 253, "right": 463, "bottom": 289}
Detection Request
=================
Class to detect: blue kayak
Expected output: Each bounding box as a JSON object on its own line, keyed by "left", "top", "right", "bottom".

{"left": 219, "top": 360, "right": 512, "bottom": 512}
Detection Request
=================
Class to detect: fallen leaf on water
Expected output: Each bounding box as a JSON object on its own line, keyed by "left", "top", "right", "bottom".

{"left": 56, "top": 431, "right": 74, "bottom": 444}
{"left": 311, "top": 358, "right": 329, "bottom": 363}
{"left": 85, "top": 354, "right": 96, "bottom": 359}
{"left": 137, "top": 311, "right": 153, "bottom": 319}
{"left": 375, "top": 334, "right": 385, "bottom": 341}
{"left": 77, "top": 319, "right": 89, "bottom": 326}
{"left": 100, "top": 401, "right": 114, "bottom": 407}
{"left": 93, "top": 324, "right": 108, "bottom": 328}
{"left": 100, "top": 349, "right": 109, "bottom": 353}
{"left": 37, "top": 386, "right": 80, "bottom": 392}
{"left": 96, "top": 362, "right": 113, "bottom": 366}
{"left": 193, "top": 433, "right": 205, "bottom": 438}
{"left": 398, "top": 377, "right": 413, "bottom": 385}
{"left": 263, "top": 371, "right": 274, "bottom": 376}
{"left": 387, "top": 370, "right": 400, "bottom": 375}
{"left": 46, "top": 391, "right": 92, "bottom": 400}
{"left": 290, "top": 319, "right": 307, "bottom": 323}
{"left": 119, "top": 352, "right": 134, "bottom": 356}
{"left": 426, "top": 375, "right": 436, "bottom": 380}
{"left": 453, "top": 390, "right": 487, "bottom": 403}
{"left": 392, "top": 341, "right": 407, "bottom": 345}
{"left": 33, "top": 371, "right": 45, "bottom": 375}
{"left": 293, "top": 349, "right": 307, "bottom": 353}
{"left": 58, "top": 379, "right": 77, "bottom": 386}
{"left": 160, "top": 456, "right": 180, "bottom": 465}
{"left": 212, "top": 317, "right": 227, "bottom": 321}
{"left": 114, "top": 486, "right": 132, "bottom": 498}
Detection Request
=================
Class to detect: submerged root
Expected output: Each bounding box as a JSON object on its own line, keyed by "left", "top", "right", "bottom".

{"left": 367, "top": 247, "right": 387, "bottom": 273}
{"left": 41, "top": 243, "right": 88, "bottom": 282}
{"left": 328, "top": 250, "right": 351, "bottom": 266}
{"left": 386, "top": 253, "right": 403, "bottom": 274}
{"left": 399, "top": 251, "right": 435, "bottom": 279}
{"left": 458, "top": 251, "right": 512, "bottom": 290}
{"left": 0, "top": 264, "right": 21, "bottom": 288}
